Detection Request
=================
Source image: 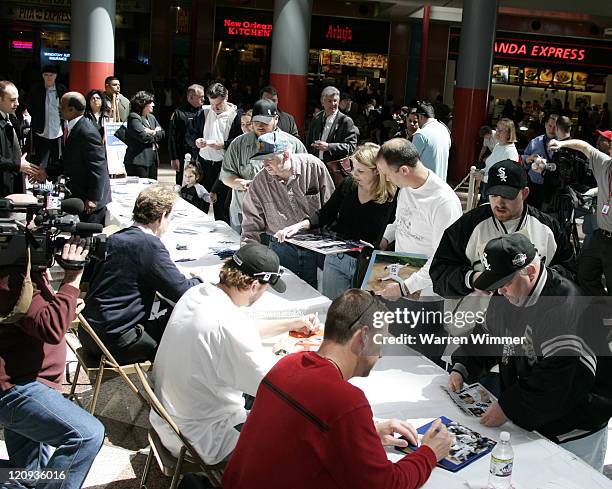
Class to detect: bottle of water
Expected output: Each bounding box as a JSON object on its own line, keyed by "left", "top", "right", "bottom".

{"left": 488, "top": 431, "right": 513, "bottom": 489}
{"left": 181, "top": 153, "right": 192, "bottom": 187}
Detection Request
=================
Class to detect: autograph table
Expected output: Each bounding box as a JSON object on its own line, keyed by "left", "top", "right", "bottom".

{"left": 352, "top": 345, "right": 612, "bottom": 489}
{"left": 106, "top": 178, "right": 331, "bottom": 320}
{"left": 106, "top": 179, "right": 611, "bottom": 489}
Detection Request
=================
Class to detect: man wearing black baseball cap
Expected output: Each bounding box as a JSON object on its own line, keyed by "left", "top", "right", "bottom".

{"left": 151, "top": 242, "right": 319, "bottom": 469}
{"left": 431, "top": 159, "right": 574, "bottom": 298}
{"left": 221, "top": 99, "right": 307, "bottom": 232}
{"left": 447, "top": 233, "right": 611, "bottom": 470}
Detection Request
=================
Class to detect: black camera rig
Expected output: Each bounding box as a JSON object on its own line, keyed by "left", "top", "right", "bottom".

{"left": 0, "top": 181, "right": 107, "bottom": 271}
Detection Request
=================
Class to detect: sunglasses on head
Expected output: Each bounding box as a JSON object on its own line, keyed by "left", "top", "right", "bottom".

{"left": 253, "top": 269, "right": 284, "bottom": 285}
{"left": 347, "top": 290, "right": 381, "bottom": 331}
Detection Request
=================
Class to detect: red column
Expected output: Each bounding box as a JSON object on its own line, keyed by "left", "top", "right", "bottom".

{"left": 417, "top": 5, "right": 430, "bottom": 100}
{"left": 69, "top": 0, "right": 116, "bottom": 93}
{"left": 269, "top": 0, "right": 313, "bottom": 133}
{"left": 449, "top": 0, "right": 499, "bottom": 183}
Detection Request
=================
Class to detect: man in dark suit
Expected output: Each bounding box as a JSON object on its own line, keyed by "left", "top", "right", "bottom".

{"left": 306, "top": 86, "right": 358, "bottom": 164}
{"left": 0, "top": 81, "right": 34, "bottom": 197}
{"left": 260, "top": 85, "right": 299, "bottom": 139}
{"left": 33, "top": 92, "right": 111, "bottom": 224}
{"left": 168, "top": 83, "right": 204, "bottom": 185}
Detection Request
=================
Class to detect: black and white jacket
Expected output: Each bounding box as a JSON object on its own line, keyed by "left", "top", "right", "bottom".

{"left": 430, "top": 204, "right": 574, "bottom": 298}
{"left": 451, "top": 267, "right": 611, "bottom": 443}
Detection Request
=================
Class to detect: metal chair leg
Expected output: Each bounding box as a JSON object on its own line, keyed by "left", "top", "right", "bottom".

{"left": 69, "top": 362, "right": 82, "bottom": 399}
{"left": 140, "top": 446, "right": 153, "bottom": 489}
{"left": 170, "top": 451, "right": 185, "bottom": 489}
{"left": 89, "top": 356, "right": 106, "bottom": 414}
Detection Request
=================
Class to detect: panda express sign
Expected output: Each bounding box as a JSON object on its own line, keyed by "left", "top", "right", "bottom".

{"left": 449, "top": 29, "right": 612, "bottom": 71}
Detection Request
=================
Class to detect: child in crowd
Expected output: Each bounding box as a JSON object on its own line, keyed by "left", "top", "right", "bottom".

{"left": 240, "top": 109, "right": 253, "bottom": 134}
{"left": 180, "top": 163, "right": 211, "bottom": 213}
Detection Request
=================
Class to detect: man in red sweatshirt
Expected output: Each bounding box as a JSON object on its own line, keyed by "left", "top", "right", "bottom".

{"left": 0, "top": 205, "right": 105, "bottom": 489}
{"left": 222, "top": 289, "right": 452, "bottom": 489}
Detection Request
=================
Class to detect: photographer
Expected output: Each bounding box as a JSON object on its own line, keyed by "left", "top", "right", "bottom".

{"left": 0, "top": 201, "right": 104, "bottom": 488}
{"left": 547, "top": 137, "right": 612, "bottom": 295}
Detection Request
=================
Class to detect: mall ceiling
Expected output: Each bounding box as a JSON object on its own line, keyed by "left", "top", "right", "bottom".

{"left": 374, "top": 0, "right": 612, "bottom": 28}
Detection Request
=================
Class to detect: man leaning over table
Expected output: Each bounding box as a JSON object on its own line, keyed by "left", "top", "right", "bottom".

{"left": 150, "top": 243, "right": 319, "bottom": 475}
{"left": 81, "top": 186, "right": 202, "bottom": 364}
{"left": 375, "top": 138, "right": 462, "bottom": 299}
{"left": 220, "top": 98, "right": 306, "bottom": 233}
{"left": 241, "top": 131, "right": 334, "bottom": 288}
{"left": 222, "top": 289, "right": 453, "bottom": 489}
{"left": 447, "top": 233, "right": 611, "bottom": 471}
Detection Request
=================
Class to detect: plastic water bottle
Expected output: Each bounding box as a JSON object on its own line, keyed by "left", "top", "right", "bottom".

{"left": 182, "top": 153, "right": 192, "bottom": 187}
{"left": 488, "top": 431, "right": 513, "bottom": 489}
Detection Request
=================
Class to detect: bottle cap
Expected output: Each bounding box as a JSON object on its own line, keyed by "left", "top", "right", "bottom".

{"left": 500, "top": 431, "right": 510, "bottom": 442}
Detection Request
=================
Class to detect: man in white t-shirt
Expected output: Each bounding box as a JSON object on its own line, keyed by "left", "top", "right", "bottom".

{"left": 189, "top": 82, "right": 242, "bottom": 222}
{"left": 150, "top": 243, "right": 319, "bottom": 466}
{"left": 375, "top": 138, "right": 462, "bottom": 298}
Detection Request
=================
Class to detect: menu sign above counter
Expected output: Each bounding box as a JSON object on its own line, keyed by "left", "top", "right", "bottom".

{"left": 491, "top": 65, "right": 603, "bottom": 92}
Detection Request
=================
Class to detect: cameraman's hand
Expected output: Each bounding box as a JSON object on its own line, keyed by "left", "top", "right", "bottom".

{"left": 60, "top": 237, "right": 89, "bottom": 288}
{"left": 84, "top": 200, "right": 97, "bottom": 214}
{"left": 28, "top": 166, "right": 48, "bottom": 183}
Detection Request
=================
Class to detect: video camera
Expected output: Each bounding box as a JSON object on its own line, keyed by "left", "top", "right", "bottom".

{"left": 0, "top": 180, "right": 107, "bottom": 271}
{"left": 536, "top": 142, "right": 591, "bottom": 186}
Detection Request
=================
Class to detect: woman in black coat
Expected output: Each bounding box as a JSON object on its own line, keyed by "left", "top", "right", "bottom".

{"left": 123, "top": 91, "right": 165, "bottom": 179}
{"left": 84, "top": 89, "right": 110, "bottom": 138}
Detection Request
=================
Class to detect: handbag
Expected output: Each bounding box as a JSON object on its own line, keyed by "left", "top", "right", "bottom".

{"left": 352, "top": 190, "right": 399, "bottom": 287}
{"left": 325, "top": 157, "right": 352, "bottom": 187}
{"left": 114, "top": 124, "right": 128, "bottom": 143}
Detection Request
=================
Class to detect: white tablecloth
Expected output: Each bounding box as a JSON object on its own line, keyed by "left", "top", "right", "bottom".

{"left": 107, "top": 179, "right": 611, "bottom": 488}
{"left": 106, "top": 179, "right": 331, "bottom": 320}
{"left": 351, "top": 344, "right": 612, "bottom": 489}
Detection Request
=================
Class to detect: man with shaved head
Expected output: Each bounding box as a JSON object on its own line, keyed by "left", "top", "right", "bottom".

{"left": 33, "top": 91, "right": 111, "bottom": 224}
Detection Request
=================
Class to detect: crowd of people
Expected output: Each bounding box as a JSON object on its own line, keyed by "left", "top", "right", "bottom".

{"left": 1, "top": 62, "right": 612, "bottom": 489}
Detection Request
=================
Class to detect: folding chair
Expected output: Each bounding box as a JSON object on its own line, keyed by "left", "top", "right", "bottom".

{"left": 65, "top": 313, "right": 151, "bottom": 415}
{"left": 134, "top": 364, "right": 225, "bottom": 489}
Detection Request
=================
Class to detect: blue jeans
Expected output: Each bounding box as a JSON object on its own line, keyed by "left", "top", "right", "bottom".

{"left": 0, "top": 381, "right": 105, "bottom": 489}
{"left": 321, "top": 253, "right": 357, "bottom": 300}
{"left": 560, "top": 425, "right": 608, "bottom": 472}
{"left": 269, "top": 240, "right": 318, "bottom": 289}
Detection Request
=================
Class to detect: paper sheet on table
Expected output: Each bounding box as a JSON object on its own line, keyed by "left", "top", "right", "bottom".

{"left": 465, "top": 482, "right": 523, "bottom": 489}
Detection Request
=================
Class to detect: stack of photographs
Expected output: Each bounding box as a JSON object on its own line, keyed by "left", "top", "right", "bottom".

{"left": 396, "top": 416, "right": 496, "bottom": 472}
{"left": 442, "top": 383, "right": 497, "bottom": 417}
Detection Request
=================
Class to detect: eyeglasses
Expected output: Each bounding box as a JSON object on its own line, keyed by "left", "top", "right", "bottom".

{"left": 253, "top": 268, "right": 284, "bottom": 285}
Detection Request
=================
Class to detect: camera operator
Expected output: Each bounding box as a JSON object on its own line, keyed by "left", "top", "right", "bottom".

{"left": 547, "top": 136, "right": 612, "bottom": 295}
{"left": 539, "top": 117, "right": 594, "bottom": 207}
{"left": 0, "top": 197, "right": 104, "bottom": 488}
{"left": 530, "top": 117, "right": 594, "bottom": 238}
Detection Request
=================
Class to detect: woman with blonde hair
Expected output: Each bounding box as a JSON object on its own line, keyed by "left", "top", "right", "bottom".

{"left": 275, "top": 143, "right": 397, "bottom": 299}
{"left": 483, "top": 117, "right": 519, "bottom": 178}
{"left": 481, "top": 117, "right": 520, "bottom": 201}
